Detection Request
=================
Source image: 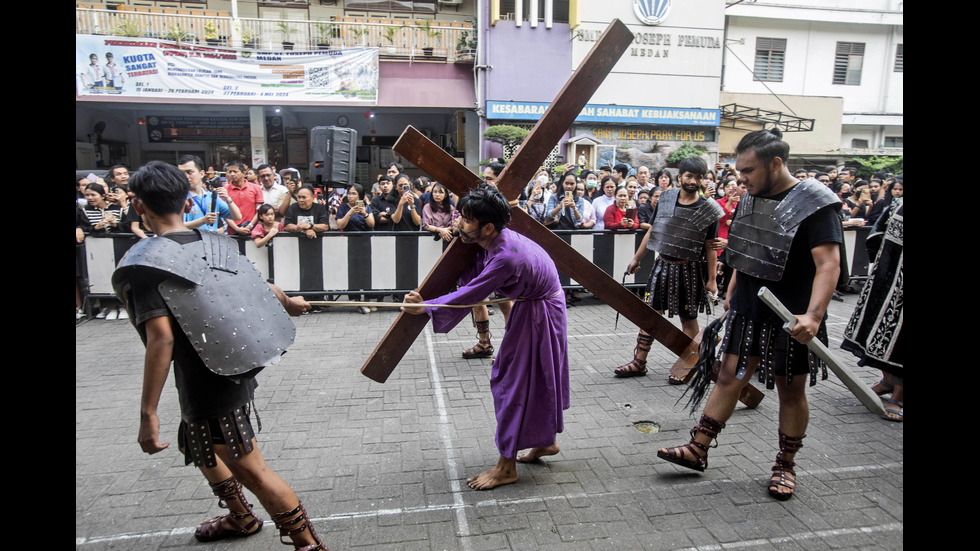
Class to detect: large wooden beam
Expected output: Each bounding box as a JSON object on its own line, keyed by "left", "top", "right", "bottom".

{"left": 495, "top": 19, "right": 635, "bottom": 201}
{"left": 360, "top": 20, "right": 636, "bottom": 383}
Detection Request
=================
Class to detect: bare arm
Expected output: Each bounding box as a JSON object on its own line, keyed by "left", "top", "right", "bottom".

{"left": 788, "top": 242, "right": 840, "bottom": 344}
{"left": 268, "top": 283, "right": 309, "bottom": 316}
{"left": 226, "top": 219, "right": 246, "bottom": 235}
{"left": 214, "top": 187, "right": 242, "bottom": 221}
{"left": 138, "top": 316, "right": 174, "bottom": 455}
{"left": 704, "top": 246, "right": 718, "bottom": 294}
{"left": 130, "top": 221, "right": 150, "bottom": 239}
{"left": 335, "top": 209, "right": 350, "bottom": 230}
{"left": 253, "top": 225, "right": 278, "bottom": 248}
{"left": 277, "top": 192, "right": 293, "bottom": 218}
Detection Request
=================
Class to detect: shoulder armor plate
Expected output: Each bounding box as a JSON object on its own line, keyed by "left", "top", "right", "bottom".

{"left": 726, "top": 179, "right": 841, "bottom": 281}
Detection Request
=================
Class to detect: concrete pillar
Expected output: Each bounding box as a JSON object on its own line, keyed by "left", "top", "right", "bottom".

{"left": 250, "top": 106, "right": 267, "bottom": 168}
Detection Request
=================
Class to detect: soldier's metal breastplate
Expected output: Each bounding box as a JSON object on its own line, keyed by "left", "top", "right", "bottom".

{"left": 113, "top": 231, "right": 296, "bottom": 378}
{"left": 647, "top": 189, "right": 724, "bottom": 261}
{"left": 726, "top": 179, "right": 841, "bottom": 281}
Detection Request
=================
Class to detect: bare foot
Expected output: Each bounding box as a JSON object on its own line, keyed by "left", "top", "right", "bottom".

{"left": 516, "top": 443, "right": 560, "bottom": 463}
{"left": 466, "top": 462, "right": 518, "bottom": 490}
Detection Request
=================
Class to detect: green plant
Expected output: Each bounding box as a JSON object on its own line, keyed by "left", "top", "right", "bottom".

{"left": 164, "top": 24, "right": 191, "bottom": 44}
{"left": 383, "top": 25, "right": 402, "bottom": 45}
{"left": 416, "top": 19, "right": 441, "bottom": 40}
{"left": 314, "top": 22, "right": 335, "bottom": 44}
{"left": 278, "top": 21, "right": 295, "bottom": 43}
{"left": 666, "top": 142, "right": 707, "bottom": 164}
{"left": 851, "top": 155, "right": 903, "bottom": 179}
{"left": 203, "top": 21, "right": 218, "bottom": 40}
{"left": 483, "top": 125, "right": 529, "bottom": 151}
{"left": 456, "top": 30, "right": 475, "bottom": 52}
{"left": 113, "top": 17, "right": 146, "bottom": 37}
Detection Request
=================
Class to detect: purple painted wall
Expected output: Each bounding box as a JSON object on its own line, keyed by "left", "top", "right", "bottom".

{"left": 486, "top": 21, "right": 572, "bottom": 103}
{"left": 378, "top": 62, "right": 475, "bottom": 108}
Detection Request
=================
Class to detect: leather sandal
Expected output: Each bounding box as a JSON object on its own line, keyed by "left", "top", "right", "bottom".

{"left": 463, "top": 320, "right": 493, "bottom": 359}
{"left": 657, "top": 415, "right": 724, "bottom": 472}
{"left": 614, "top": 334, "right": 654, "bottom": 378}
{"left": 195, "top": 477, "right": 263, "bottom": 542}
{"left": 462, "top": 339, "right": 493, "bottom": 359}
{"left": 195, "top": 512, "right": 262, "bottom": 542}
{"left": 614, "top": 358, "right": 647, "bottom": 378}
{"left": 769, "top": 432, "right": 804, "bottom": 501}
{"left": 273, "top": 502, "right": 327, "bottom": 550}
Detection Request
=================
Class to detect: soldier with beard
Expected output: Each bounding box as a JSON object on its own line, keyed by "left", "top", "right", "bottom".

{"left": 613, "top": 157, "right": 723, "bottom": 382}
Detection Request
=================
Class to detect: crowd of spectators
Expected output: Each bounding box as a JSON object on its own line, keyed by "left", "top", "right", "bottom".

{"left": 77, "top": 154, "right": 903, "bottom": 318}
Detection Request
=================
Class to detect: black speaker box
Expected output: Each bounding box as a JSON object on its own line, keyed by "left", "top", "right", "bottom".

{"left": 309, "top": 126, "right": 357, "bottom": 188}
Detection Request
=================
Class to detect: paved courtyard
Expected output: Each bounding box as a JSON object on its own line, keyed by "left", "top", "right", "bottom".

{"left": 76, "top": 291, "right": 902, "bottom": 550}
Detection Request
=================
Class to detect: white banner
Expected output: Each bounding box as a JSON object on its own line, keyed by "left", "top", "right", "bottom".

{"left": 76, "top": 35, "right": 379, "bottom": 104}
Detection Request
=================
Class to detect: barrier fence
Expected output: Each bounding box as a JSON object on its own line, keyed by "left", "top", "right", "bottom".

{"left": 77, "top": 226, "right": 872, "bottom": 313}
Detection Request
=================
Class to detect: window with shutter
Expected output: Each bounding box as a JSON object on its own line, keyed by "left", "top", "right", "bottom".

{"left": 833, "top": 42, "right": 865, "bottom": 85}
{"left": 754, "top": 37, "right": 786, "bottom": 82}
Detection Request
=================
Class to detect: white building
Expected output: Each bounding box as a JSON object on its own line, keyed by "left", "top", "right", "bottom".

{"left": 720, "top": 0, "right": 903, "bottom": 163}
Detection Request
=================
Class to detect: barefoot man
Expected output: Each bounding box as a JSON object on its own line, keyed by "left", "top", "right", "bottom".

{"left": 402, "top": 184, "right": 570, "bottom": 490}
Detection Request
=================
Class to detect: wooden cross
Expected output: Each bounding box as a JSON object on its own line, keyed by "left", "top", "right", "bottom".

{"left": 358, "top": 19, "right": 763, "bottom": 407}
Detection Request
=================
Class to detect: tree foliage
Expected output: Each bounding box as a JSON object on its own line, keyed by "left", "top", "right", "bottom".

{"left": 483, "top": 125, "right": 529, "bottom": 149}
{"left": 666, "top": 142, "right": 708, "bottom": 165}
{"left": 850, "top": 155, "right": 903, "bottom": 178}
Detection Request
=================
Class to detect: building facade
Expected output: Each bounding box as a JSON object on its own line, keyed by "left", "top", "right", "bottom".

{"left": 720, "top": 0, "right": 903, "bottom": 168}
{"left": 76, "top": 0, "right": 483, "bottom": 179}
{"left": 480, "top": 0, "right": 725, "bottom": 174}
{"left": 76, "top": 0, "right": 902, "bottom": 181}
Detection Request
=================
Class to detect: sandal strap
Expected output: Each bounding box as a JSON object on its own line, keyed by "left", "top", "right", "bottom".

{"left": 273, "top": 502, "right": 323, "bottom": 549}
{"left": 772, "top": 455, "right": 796, "bottom": 471}
{"left": 209, "top": 477, "right": 258, "bottom": 515}
{"left": 685, "top": 439, "right": 709, "bottom": 454}
{"left": 778, "top": 432, "right": 806, "bottom": 454}
{"left": 691, "top": 414, "right": 725, "bottom": 446}
{"left": 661, "top": 441, "right": 708, "bottom": 469}
{"left": 635, "top": 333, "right": 655, "bottom": 353}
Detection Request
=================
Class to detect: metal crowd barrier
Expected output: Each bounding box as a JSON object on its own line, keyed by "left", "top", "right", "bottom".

{"left": 76, "top": 226, "right": 871, "bottom": 312}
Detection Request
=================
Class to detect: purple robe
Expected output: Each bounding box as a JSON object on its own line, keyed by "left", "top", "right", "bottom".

{"left": 425, "top": 229, "right": 571, "bottom": 459}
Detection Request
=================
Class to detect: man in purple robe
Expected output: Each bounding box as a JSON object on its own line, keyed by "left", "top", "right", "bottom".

{"left": 402, "top": 184, "right": 571, "bottom": 490}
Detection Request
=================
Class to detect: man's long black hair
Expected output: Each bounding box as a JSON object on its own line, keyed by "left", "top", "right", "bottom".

{"left": 457, "top": 183, "right": 511, "bottom": 233}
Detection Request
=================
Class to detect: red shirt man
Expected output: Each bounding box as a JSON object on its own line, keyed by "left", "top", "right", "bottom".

{"left": 223, "top": 161, "right": 264, "bottom": 236}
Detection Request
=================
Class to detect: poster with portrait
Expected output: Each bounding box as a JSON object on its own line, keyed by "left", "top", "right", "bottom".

{"left": 76, "top": 35, "right": 379, "bottom": 104}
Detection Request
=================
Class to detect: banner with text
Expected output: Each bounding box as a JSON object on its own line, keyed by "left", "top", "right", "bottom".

{"left": 76, "top": 35, "right": 379, "bottom": 104}
{"left": 486, "top": 100, "right": 719, "bottom": 126}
